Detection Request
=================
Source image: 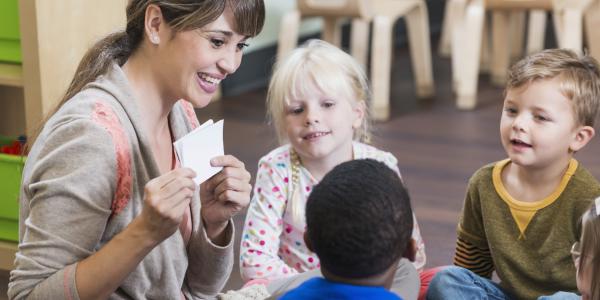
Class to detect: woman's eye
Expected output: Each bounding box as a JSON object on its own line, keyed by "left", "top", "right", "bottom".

{"left": 211, "top": 39, "right": 225, "bottom": 47}
{"left": 237, "top": 43, "right": 249, "bottom": 51}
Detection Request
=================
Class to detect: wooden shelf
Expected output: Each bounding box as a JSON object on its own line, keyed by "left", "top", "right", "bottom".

{"left": 0, "top": 240, "right": 17, "bottom": 270}
{"left": 0, "top": 63, "right": 23, "bottom": 87}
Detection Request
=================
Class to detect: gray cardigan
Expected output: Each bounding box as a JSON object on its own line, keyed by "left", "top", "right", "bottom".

{"left": 8, "top": 64, "right": 234, "bottom": 300}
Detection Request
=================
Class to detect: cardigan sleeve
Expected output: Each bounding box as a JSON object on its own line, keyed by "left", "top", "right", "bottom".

{"left": 8, "top": 118, "right": 117, "bottom": 300}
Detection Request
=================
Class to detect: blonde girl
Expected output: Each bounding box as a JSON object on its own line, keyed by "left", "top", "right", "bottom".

{"left": 239, "top": 39, "right": 426, "bottom": 299}
{"left": 541, "top": 197, "right": 600, "bottom": 300}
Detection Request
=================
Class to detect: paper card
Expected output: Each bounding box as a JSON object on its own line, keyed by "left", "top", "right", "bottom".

{"left": 173, "top": 119, "right": 224, "bottom": 185}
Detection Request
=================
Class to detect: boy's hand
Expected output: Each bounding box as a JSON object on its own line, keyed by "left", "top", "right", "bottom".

{"left": 200, "top": 155, "right": 252, "bottom": 241}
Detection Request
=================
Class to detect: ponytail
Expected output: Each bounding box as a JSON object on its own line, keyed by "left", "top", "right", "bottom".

{"left": 29, "top": 30, "right": 140, "bottom": 146}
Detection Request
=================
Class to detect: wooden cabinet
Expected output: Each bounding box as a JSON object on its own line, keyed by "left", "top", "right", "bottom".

{"left": 0, "top": 0, "right": 126, "bottom": 270}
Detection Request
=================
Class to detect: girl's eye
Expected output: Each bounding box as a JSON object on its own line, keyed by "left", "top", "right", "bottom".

{"left": 290, "top": 107, "right": 303, "bottom": 115}
{"left": 211, "top": 38, "right": 225, "bottom": 48}
{"left": 323, "top": 102, "right": 335, "bottom": 108}
{"left": 237, "top": 43, "right": 249, "bottom": 51}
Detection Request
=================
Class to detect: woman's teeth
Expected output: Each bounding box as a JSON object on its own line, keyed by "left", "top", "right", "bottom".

{"left": 199, "top": 73, "right": 221, "bottom": 85}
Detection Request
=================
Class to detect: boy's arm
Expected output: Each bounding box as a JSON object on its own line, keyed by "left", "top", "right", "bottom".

{"left": 452, "top": 174, "right": 495, "bottom": 278}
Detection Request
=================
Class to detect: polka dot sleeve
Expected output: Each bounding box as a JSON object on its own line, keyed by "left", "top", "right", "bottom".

{"left": 240, "top": 155, "right": 299, "bottom": 281}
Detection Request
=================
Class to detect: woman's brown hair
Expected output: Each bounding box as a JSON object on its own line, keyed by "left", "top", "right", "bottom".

{"left": 30, "top": 0, "right": 264, "bottom": 145}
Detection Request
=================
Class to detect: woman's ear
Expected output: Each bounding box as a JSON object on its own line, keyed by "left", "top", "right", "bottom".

{"left": 570, "top": 125, "right": 595, "bottom": 153}
{"left": 145, "top": 4, "right": 164, "bottom": 45}
{"left": 352, "top": 100, "right": 366, "bottom": 130}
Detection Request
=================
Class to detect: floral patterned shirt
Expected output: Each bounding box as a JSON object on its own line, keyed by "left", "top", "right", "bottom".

{"left": 240, "top": 142, "right": 426, "bottom": 281}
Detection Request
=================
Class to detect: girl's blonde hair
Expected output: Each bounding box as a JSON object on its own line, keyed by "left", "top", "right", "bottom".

{"left": 30, "top": 0, "right": 265, "bottom": 145}
{"left": 579, "top": 200, "right": 600, "bottom": 299}
{"left": 267, "top": 39, "right": 371, "bottom": 144}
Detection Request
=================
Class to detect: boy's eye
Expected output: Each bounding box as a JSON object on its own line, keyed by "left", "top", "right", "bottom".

{"left": 535, "top": 115, "right": 550, "bottom": 122}
{"left": 211, "top": 38, "right": 225, "bottom": 48}
{"left": 504, "top": 107, "right": 517, "bottom": 115}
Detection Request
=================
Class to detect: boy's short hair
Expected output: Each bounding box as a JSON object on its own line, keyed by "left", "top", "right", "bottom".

{"left": 305, "top": 159, "right": 413, "bottom": 279}
{"left": 507, "top": 49, "right": 600, "bottom": 127}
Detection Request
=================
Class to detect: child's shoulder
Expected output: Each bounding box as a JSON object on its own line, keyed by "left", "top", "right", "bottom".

{"left": 468, "top": 160, "right": 503, "bottom": 184}
{"left": 257, "top": 144, "right": 293, "bottom": 167}
{"left": 354, "top": 142, "right": 397, "bottom": 164}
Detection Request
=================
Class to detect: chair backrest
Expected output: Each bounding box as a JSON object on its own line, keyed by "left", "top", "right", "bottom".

{"left": 485, "top": 0, "right": 552, "bottom": 10}
{"left": 297, "top": 0, "right": 372, "bottom": 18}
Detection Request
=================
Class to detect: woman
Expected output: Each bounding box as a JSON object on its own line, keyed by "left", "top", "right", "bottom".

{"left": 8, "top": 1, "right": 264, "bottom": 299}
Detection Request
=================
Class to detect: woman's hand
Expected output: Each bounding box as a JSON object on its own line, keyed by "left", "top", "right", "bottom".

{"left": 200, "top": 155, "right": 252, "bottom": 241}
{"left": 139, "top": 168, "right": 197, "bottom": 244}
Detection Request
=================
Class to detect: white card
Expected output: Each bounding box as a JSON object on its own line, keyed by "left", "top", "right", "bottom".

{"left": 173, "top": 119, "right": 224, "bottom": 185}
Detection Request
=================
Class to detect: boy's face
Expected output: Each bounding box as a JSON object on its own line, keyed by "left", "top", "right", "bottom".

{"left": 500, "top": 77, "right": 588, "bottom": 169}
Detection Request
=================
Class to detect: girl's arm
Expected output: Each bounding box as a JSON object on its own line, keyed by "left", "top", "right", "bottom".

{"left": 240, "top": 157, "right": 299, "bottom": 281}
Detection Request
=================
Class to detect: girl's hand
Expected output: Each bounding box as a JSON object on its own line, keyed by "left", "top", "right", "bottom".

{"left": 200, "top": 155, "right": 252, "bottom": 240}
{"left": 139, "top": 168, "right": 197, "bottom": 244}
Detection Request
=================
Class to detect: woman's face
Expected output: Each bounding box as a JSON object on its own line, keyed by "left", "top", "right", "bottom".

{"left": 157, "top": 8, "right": 249, "bottom": 108}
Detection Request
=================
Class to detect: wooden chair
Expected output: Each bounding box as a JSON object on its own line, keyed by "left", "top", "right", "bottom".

{"left": 277, "top": 0, "right": 435, "bottom": 121}
{"left": 451, "top": 0, "right": 596, "bottom": 110}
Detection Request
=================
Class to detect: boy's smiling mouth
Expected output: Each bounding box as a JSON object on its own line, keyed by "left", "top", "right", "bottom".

{"left": 510, "top": 138, "right": 532, "bottom": 148}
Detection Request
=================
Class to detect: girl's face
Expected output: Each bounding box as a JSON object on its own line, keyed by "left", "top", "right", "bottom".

{"left": 283, "top": 80, "right": 364, "bottom": 166}
{"left": 155, "top": 8, "right": 249, "bottom": 108}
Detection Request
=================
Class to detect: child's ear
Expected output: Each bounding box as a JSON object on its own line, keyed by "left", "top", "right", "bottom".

{"left": 570, "top": 125, "right": 595, "bottom": 152}
{"left": 352, "top": 100, "right": 366, "bottom": 130}
{"left": 402, "top": 238, "right": 417, "bottom": 262}
{"left": 303, "top": 232, "right": 314, "bottom": 252}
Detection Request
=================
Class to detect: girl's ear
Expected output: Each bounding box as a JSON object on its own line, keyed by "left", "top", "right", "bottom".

{"left": 570, "top": 125, "right": 595, "bottom": 153}
{"left": 145, "top": 4, "right": 165, "bottom": 45}
{"left": 352, "top": 100, "right": 366, "bottom": 130}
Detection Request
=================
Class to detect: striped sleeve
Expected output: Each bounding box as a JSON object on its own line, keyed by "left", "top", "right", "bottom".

{"left": 453, "top": 237, "right": 494, "bottom": 278}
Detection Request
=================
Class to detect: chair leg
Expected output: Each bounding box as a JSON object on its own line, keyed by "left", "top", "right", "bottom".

{"left": 479, "top": 13, "right": 491, "bottom": 74}
{"left": 276, "top": 10, "right": 301, "bottom": 63}
{"left": 559, "top": 8, "right": 584, "bottom": 53}
{"left": 527, "top": 10, "right": 547, "bottom": 54}
{"left": 585, "top": 1, "right": 600, "bottom": 60}
{"left": 322, "top": 17, "right": 343, "bottom": 47}
{"left": 439, "top": 0, "right": 464, "bottom": 57}
{"left": 454, "top": 0, "right": 485, "bottom": 110}
{"left": 351, "top": 18, "right": 370, "bottom": 72}
{"left": 451, "top": 0, "right": 468, "bottom": 91}
{"left": 490, "top": 11, "right": 511, "bottom": 86}
{"left": 509, "top": 11, "right": 526, "bottom": 61}
{"left": 370, "top": 15, "right": 393, "bottom": 121}
{"left": 406, "top": 1, "right": 435, "bottom": 99}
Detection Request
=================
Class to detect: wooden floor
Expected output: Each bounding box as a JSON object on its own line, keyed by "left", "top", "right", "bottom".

{"left": 4, "top": 42, "right": 600, "bottom": 297}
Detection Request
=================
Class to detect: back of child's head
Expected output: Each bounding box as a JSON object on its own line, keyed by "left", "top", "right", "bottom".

{"left": 267, "top": 39, "right": 370, "bottom": 144}
{"left": 578, "top": 199, "right": 600, "bottom": 299}
{"left": 506, "top": 49, "right": 600, "bottom": 127}
{"left": 305, "top": 159, "right": 413, "bottom": 279}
